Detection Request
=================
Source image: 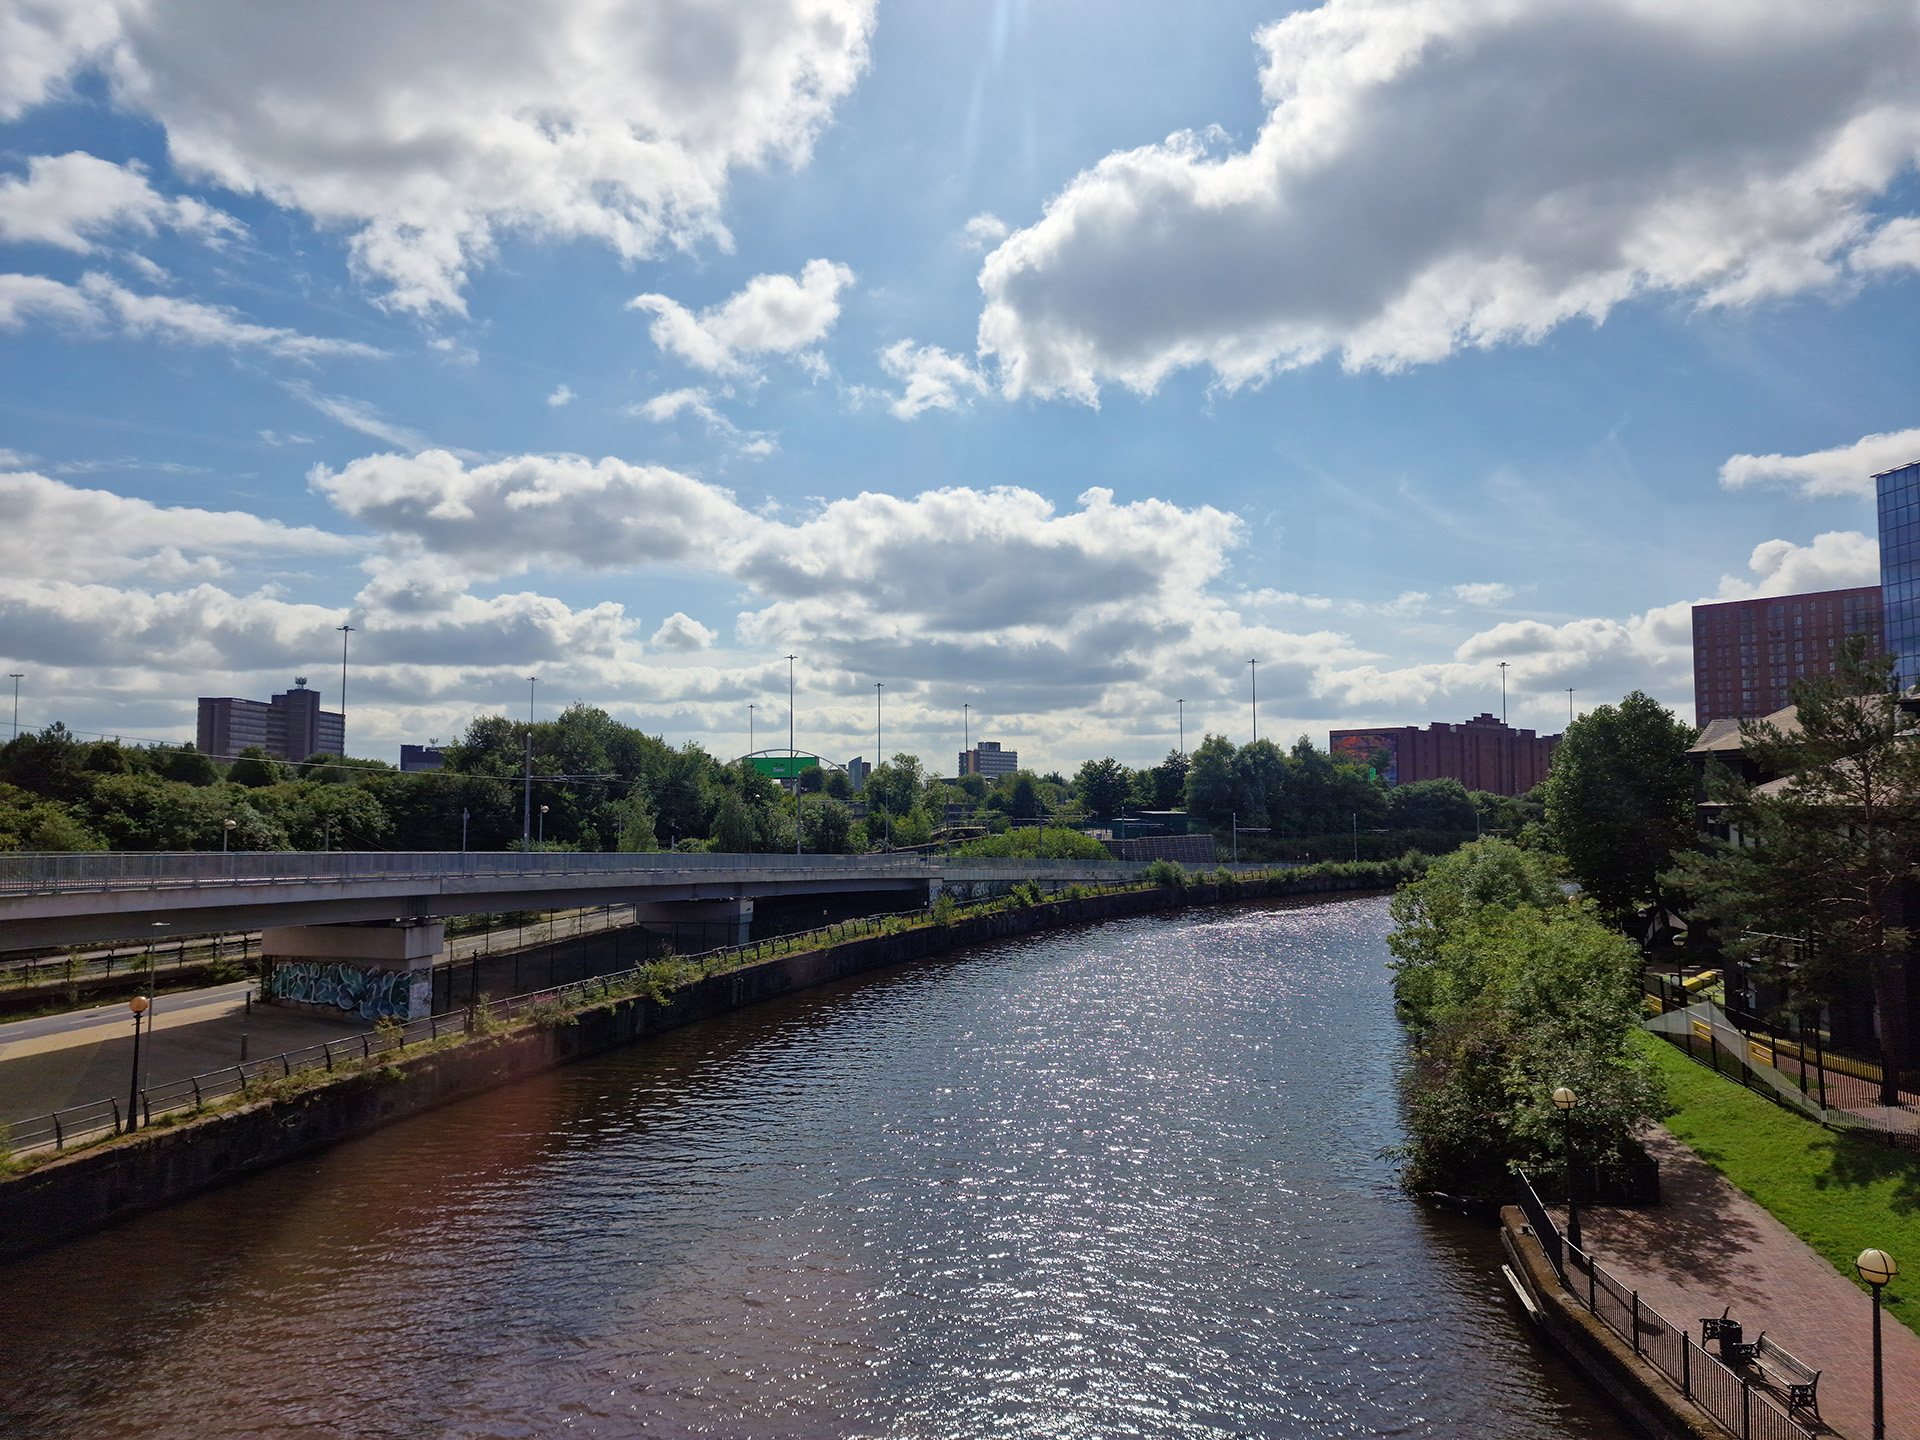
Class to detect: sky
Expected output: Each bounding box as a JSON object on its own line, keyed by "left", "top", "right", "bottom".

{"left": 1, "top": 0, "right": 1918, "bottom": 775}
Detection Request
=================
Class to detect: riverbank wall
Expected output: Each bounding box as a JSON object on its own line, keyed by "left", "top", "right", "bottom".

{"left": 1498, "top": 1208, "right": 1727, "bottom": 1440}
{"left": 0, "top": 871, "right": 1391, "bottom": 1260}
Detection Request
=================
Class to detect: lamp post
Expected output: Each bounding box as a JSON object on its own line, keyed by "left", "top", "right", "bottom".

{"left": 749, "top": 702, "right": 756, "bottom": 758}
{"left": 539, "top": 804, "right": 549, "bottom": 846}
{"left": 1498, "top": 661, "right": 1510, "bottom": 724}
{"left": 7, "top": 673, "right": 20, "bottom": 740}
{"left": 127, "top": 995, "right": 150, "bottom": 1130}
{"left": 1553, "top": 1086, "right": 1583, "bottom": 1252}
{"left": 1248, "top": 659, "right": 1259, "bottom": 742}
{"left": 1566, "top": 687, "right": 1575, "bottom": 725}
{"left": 786, "top": 655, "right": 799, "bottom": 855}
{"left": 875, "top": 682, "right": 883, "bottom": 766}
{"left": 523, "top": 676, "right": 539, "bottom": 848}
{"left": 460, "top": 807, "right": 470, "bottom": 853}
{"left": 1178, "top": 698, "right": 1185, "bottom": 757}
{"left": 336, "top": 621, "right": 355, "bottom": 748}
{"left": 222, "top": 817, "right": 236, "bottom": 853}
{"left": 1857, "top": 1248, "right": 1900, "bottom": 1440}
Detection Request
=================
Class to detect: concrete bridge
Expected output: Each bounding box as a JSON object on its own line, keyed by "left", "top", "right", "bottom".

{"left": 0, "top": 851, "right": 1154, "bottom": 1019}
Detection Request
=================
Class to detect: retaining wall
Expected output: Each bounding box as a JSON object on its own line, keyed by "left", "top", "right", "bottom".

{"left": 0, "top": 873, "right": 1390, "bottom": 1260}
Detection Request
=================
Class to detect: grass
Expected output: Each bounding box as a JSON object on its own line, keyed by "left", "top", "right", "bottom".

{"left": 1640, "top": 1029, "right": 1920, "bottom": 1319}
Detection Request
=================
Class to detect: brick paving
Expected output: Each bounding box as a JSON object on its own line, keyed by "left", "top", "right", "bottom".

{"left": 1566, "top": 1124, "right": 1920, "bottom": 1440}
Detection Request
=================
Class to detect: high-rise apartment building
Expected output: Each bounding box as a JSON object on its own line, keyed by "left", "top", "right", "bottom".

{"left": 197, "top": 679, "right": 344, "bottom": 762}
{"left": 1690, "top": 587, "right": 1883, "bottom": 724}
{"left": 1329, "top": 714, "right": 1559, "bottom": 797}
{"left": 1877, "top": 458, "right": 1920, "bottom": 686}
{"left": 958, "top": 740, "right": 1019, "bottom": 778}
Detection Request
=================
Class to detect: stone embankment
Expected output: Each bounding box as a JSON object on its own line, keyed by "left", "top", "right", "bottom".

{"left": 0, "top": 870, "right": 1393, "bottom": 1260}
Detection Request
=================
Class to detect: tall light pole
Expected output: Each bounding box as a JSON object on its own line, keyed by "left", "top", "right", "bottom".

{"left": 222, "top": 817, "right": 235, "bottom": 853}
{"left": 336, "top": 622, "right": 355, "bottom": 750}
{"left": 786, "top": 655, "right": 799, "bottom": 855}
{"left": 1566, "top": 687, "right": 1575, "bottom": 725}
{"left": 126, "top": 995, "right": 150, "bottom": 1130}
{"left": 1248, "top": 660, "right": 1259, "bottom": 743}
{"left": 461, "top": 807, "right": 470, "bottom": 853}
{"left": 963, "top": 702, "right": 970, "bottom": 766}
{"left": 7, "top": 673, "right": 20, "bottom": 741}
{"left": 1857, "top": 1248, "right": 1899, "bottom": 1440}
{"left": 875, "top": 682, "right": 884, "bottom": 767}
{"left": 1177, "top": 698, "right": 1185, "bottom": 757}
{"left": 1498, "top": 661, "right": 1510, "bottom": 724}
{"left": 523, "top": 676, "right": 539, "bottom": 849}
{"left": 539, "top": 804, "right": 549, "bottom": 846}
{"left": 749, "top": 702, "right": 756, "bottom": 758}
{"left": 1553, "top": 1086, "right": 1582, "bottom": 1252}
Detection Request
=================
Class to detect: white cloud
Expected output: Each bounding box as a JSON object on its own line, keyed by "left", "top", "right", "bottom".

{"left": 651, "top": 611, "right": 718, "bottom": 651}
{"left": 961, "top": 212, "right": 1009, "bottom": 250}
{"left": 0, "top": 468, "right": 356, "bottom": 582}
{"left": 1451, "top": 582, "right": 1515, "bottom": 606}
{"left": 546, "top": 384, "right": 575, "bottom": 408}
{"left": 1720, "top": 530, "right": 1878, "bottom": 598}
{"left": 978, "top": 0, "right": 1920, "bottom": 402}
{"left": 877, "top": 340, "right": 989, "bottom": 419}
{"left": 631, "top": 259, "right": 855, "bottom": 376}
{"left": 1, "top": 1, "right": 876, "bottom": 312}
{"left": 0, "top": 270, "right": 380, "bottom": 358}
{"left": 285, "top": 383, "right": 428, "bottom": 450}
{"left": 1719, "top": 427, "right": 1920, "bottom": 499}
{"left": 0, "top": 151, "right": 238, "bottom": 251}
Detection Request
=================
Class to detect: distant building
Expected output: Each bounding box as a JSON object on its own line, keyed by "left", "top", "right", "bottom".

{"left": 400, "top": 745, "right": 446, "bottom": 772}
{"left": 1691, "top": 586, "right": 1883, "bottom": 725}
{"left": 958, "top": 740, "right": 1018, "bottom": 778}
{"left": 197, "top": 678, "right": 343, "bottom": 762}
{"left": 1877, "top": 458, "right": 1920, "bottom": 685}
{"left": 1329, "top": 714, "right": 1559, "bottom": 797}
{"left": 846, "top": 756, "right": 871, "bottom": 792}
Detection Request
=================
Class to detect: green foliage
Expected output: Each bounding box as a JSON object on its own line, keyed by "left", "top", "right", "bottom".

{"left": 226, "top": 746, "right": 286, "bottom": 788}
{"left": 1541, "top": 690, "right": 1695, "bottom": 924}
{"left": 800, "top": 794, "right": 854, "bottom": 853}
{"left": 955, "top": 825, "right": 1112, "bottom": 859}
{"left": 1386, "top": 777, "right": 1477, "bottom": 832}
{"left": 1142, "top": 858, "right": 1188, "bottom": 887}
{"left": 864, "top": 752, "right": 926, "bottom": 816}
{"left": 1146, "top": 749, "right": 1190, "bottom": 809}
{"left": 932, "top": 891, "right": 957, "bottom": 925}
{"left": 1389, "top": 837, "right": 1664, "bottom": 1198}
{"left": 1183, "top": 731, "right": 1387, "bottom": 834}
{"left": 0, "top": 782, "right": 106, "bottom": 851}
{"left": 1073, "top": 756, "right": 1133, "bottom": 819}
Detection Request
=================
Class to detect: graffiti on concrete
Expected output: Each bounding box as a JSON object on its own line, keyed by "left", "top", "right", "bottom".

{"left": 268, "top": 961, "right": 415, "bottom": 1021}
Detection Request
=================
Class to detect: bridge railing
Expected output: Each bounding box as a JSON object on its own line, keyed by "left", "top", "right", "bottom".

{"left": 0, "top": 850, "right": 1149, "bottom": 897}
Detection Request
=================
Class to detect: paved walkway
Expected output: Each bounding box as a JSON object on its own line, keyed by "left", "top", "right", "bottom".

{"left": 1566, "top": 1125, "right": 1920, "bottom": 1440}
{"left": 0, "top": 983, "right": 371, "bottom": 1125}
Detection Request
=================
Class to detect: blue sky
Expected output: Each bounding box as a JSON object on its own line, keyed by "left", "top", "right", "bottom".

{"left": 2, "top": 0, "right": 1917, "bottom": 772}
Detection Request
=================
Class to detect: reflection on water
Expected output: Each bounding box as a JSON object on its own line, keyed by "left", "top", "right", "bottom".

{"left": 0, "top": 896, "right": 1632, "bottom": 1439}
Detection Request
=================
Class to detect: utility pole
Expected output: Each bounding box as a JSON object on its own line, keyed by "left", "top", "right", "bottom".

{"left": 523, "top": 676, "right": 538, "bottom": 849}
{"left": 1566, "top": 688, "right": 1575, "bottom": 725}
{"left": 7, "top": 674, "right": 20, "bottom": 741}
{"left": 786, "top": 655, "right": 799, "bottom": 855}
{"left": 1177, "top": 698, "right": 1185, "bottom": 757}
{"left": 336, "top": 622, "right": 354, "bottom": 750}
{"left": 963, "top": 702, "right": 969, "bottom": 765}
{"left": 749, "top": 702, "right": 756, "bottom": 758}
{"left": 1498, "top": 661, "right": 1510, "bottom": 724}
{"left": 1248, "top": 660, "right": 1259, "bottom": 743}
{"left": 875, "top": 682, "right": 884, "bottom": 767}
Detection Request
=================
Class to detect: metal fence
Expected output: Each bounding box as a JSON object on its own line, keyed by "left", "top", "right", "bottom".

{"left": 1514, "top": 1171, "right": 1816, "bottom": 1440}
{"left": 1, "top": 882, "right": 1156, "bottom": 1158}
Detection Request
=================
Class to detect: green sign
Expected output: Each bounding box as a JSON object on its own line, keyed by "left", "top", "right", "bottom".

{"left": 750, "top": 755, "right": 821, "bottom": 779}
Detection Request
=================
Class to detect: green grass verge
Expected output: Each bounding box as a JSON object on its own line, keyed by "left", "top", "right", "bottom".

{"left": 1639, "top": 1029, "right": 1919, "bottom": 1320}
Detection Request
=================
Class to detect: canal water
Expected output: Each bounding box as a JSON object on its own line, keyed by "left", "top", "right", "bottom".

{"left": 0, "top": 895, "right": 1633, "bottom": 1439}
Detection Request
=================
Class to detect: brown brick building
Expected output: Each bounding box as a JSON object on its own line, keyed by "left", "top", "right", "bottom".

{"left": 1329, "top": 714, "right": 1560, "bottom": 797}
{"left": 1690, "top": 586, "right": 1882, "bottom": 725}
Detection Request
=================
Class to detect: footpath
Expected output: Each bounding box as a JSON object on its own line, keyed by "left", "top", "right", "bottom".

{"left": 1564, "top": 1125, "right": 1920, "bottom": 1440}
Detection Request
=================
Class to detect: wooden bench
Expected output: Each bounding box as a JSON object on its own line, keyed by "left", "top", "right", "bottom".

{"left": 1747, "top": 1332, "right": 1821, "bottom": 1417}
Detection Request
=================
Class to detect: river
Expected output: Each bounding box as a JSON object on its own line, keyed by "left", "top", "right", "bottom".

{"left": 0, "top": 894, "right": 1632, "bottom": 1439}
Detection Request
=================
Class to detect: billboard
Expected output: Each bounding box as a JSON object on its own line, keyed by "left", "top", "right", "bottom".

{"left": 1330, "top": 731, "right": 1398, "bottom": 785}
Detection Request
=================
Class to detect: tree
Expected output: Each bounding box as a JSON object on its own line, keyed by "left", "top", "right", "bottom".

{"left": 151, "top": 743, "right": 219, "bottom": 786}
{"left": 1147, "top": 749, "right": 1190, "bottom": 809}
{"left": 1387, "top": 777, "right": 1477, "bottom": 832}
{"left": 1668, "top": 640, "right": 1920, "bottom": 1103}
{"left": 800, "top": 795, "right": 853, "bottom": 853}
{"left": 1183, "top": 734, "right": 1237, "bottom": 824}
{"left": 0, "top": 783, "right": 105, "bottom": 851}
{"left": 227, "top": 746, "right": 286, "bottom": 788}
{"left": 1541, "top": 690, "right": 1695, "bottom": 925}
{"left": 1073, "top": 756, "right": 1132, "bottom": 820}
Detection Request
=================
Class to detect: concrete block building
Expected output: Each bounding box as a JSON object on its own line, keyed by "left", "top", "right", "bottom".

{"left": 196, "top": 679, "right": 343, "bottom": 762}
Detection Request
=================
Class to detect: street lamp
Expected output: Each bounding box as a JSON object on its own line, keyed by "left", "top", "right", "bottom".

{"left": 127, "top": 995, "right": 150, "bottom": 1130}
{"left": 1553, "top": 1086, "right": 1583, "bottom": 1252}
{"left": 222, "top": 817, "right": 236, "bottom": 853}
{"left": 786, "top": 654, "right": 799, "bottom": 856}
{"left": 1248, "top": 659, "right": 1259, "bottom": 742}
{"left": 461, "top": 807, "right": 470, "bottom": 853}
{"left": 7, "top": 673, "right": 20, "bottom": 741}
{"left": 1857, "top": 1248, "right": 1900, "bottom": 1440}
{"left": 539, "top": 804, "right": 549, "bottom": 845}
{"left": 1177, "top": 698, "right": 1185, "bottom": 757}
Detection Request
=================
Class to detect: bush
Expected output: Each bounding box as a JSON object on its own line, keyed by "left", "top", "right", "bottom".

{"left": 1142, "top": 858, "right": 1188, "bottom": 887}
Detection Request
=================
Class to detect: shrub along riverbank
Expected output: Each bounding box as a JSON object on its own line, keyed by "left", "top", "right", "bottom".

{"left": 1641, "top": 1031, "right": 1917, "bottom": 1320}
{"left": 1388, "top": 838, "right": 1666, "bottom": 1200}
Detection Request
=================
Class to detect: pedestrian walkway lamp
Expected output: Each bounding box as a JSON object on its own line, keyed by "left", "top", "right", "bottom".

{"left": 222, "top": 817, "right": 235, "bottom": 852}
{"left": 1857, "top": 1248, "right": 1899, "bottom": 1440}
{"left": 539, "top": 804, "right": 549, "bottom": 845}
{"left": 127, "top": 994, "right": 150, "bottom": 1131}
{"left": 1553, "top": 1086, "right": 1583, "bottom": 1252}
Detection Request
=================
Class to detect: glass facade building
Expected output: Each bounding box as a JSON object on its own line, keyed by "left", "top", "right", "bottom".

{"left": 1876, "top": 459, "right": 1920, "bottom": 688}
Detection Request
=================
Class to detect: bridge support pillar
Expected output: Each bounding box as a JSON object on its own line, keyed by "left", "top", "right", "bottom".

{"left": 259, "top": 920, "right": 442, "bottom": 1022}
{"left": 627, "top": 898, "right": 754, "bottom": 950}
